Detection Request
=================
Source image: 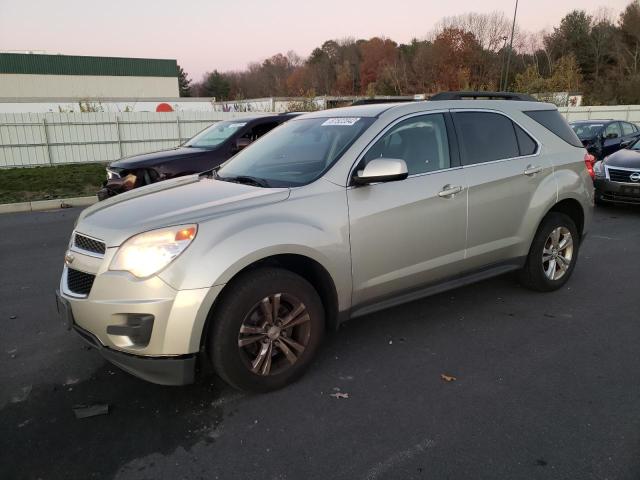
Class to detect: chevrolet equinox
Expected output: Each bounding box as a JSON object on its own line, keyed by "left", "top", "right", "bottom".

{"left": 56, "top": 93, "right": 594, "bottom": 392}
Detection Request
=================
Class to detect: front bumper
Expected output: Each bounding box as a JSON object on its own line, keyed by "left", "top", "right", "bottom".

{"left": 57, "top": 289, "right": 199, "bottom": 385}
{"left": 594, "top": 178, "right": 640, "bottom": 205}
{"left": 57, "top": 249, "right": 223, "bottom": 385}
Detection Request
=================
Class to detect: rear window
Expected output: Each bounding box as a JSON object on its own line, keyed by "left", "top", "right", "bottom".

{"left": 524, "top": 110, "right": 583, "bottom": 148}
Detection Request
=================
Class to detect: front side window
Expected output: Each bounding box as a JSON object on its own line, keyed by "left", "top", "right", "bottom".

{"left": 217, "top": 117, "right": 374, "bottom": 187}
{"left": 453, "top": 111, "right": 519, "bottom": 165}
{"left": 361, "top": 113, "right": 451, "bottom": 175}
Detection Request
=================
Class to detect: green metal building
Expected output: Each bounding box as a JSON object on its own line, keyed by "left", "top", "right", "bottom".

{"left": 0, "top": 53, "right": 179, "bottom": 98}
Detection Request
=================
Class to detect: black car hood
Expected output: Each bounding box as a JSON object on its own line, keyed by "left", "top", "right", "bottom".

{"left": 110, "top": 147, "right": 213, "bottom": 169}
{"left": 605, "top": 149, "right": 640, "bottom": 168}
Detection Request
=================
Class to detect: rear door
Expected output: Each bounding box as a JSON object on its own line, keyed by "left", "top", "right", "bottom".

{"left": 348, "top": 112, "right": 468, "bottom": 307}
{"left": 451, "top": 110, "right": 552, "bottom": 269}
{"left": 620, "top": 122, "right": 640, "bottom": 149}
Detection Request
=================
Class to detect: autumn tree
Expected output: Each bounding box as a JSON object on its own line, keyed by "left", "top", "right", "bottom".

{"left": 358, "top": 37, "right": 398, "bottom": 94}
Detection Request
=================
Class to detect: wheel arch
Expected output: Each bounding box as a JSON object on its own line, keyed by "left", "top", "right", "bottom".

{"left": 200, "top": 253, "right": 342, "bottom": 351}
{"left": 547, "top": 197, "right": 586, "bottom": 238}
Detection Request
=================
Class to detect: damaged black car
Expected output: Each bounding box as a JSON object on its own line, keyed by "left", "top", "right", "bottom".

{"left": 98, "top": 113, "right": 298, "bottom": 200}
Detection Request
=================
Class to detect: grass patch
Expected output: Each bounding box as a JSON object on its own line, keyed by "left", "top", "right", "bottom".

{"left": 0, "top": 163, "right": 106, "bottom": 203}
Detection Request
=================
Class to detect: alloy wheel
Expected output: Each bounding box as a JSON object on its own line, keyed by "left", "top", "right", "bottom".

{"left": 542, "top": 226, "right": 574, "bottom": 281}
{"left": 237, "top": 293, "right": 311, "bottom": 376}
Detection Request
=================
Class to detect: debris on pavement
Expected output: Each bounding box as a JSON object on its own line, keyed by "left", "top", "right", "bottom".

{"left": 329, "top": 392, "right": 350, "bottom": 399}
{"left": 18, "top": 419, "right": 32, "bottom": 428}
{"left": 440, "top": 374, "right": 457, "bottom": 382}
{"left": 9, "top": 314, "right": 17, "bottom": 319}
{"left": 11, "top": 385, "right": 32, "bottom": 403}
{"left": 73, "top": 404, "right": 110, "bottom": 419}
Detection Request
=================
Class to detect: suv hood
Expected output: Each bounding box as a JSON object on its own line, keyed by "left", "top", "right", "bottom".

{"left": 110, "top": 147, "right": 212, "bottom": 169}
{"left": 76, "top": 175, "right": 290, "bottom": 246}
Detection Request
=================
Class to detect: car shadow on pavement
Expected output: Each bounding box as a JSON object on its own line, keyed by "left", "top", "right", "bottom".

{"left": 0, "top": 362, "right": 235, "bottom": 480}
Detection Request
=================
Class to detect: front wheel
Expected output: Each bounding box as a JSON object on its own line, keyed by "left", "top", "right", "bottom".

{"left": 518, "top": 212, "right": 580, "bottom": 292}
{"left": 208, "top": 268, "right": 325, "bottom": 392}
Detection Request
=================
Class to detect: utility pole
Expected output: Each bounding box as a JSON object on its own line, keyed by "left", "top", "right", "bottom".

{"left": 503, "top": 0, "right": 519, "bottom": 92}
{"left": 499, "top": 36, "right": 508, "bottom": 91}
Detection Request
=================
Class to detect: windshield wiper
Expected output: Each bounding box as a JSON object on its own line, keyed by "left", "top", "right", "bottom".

{"left": 217, "top": 175, "right": 270, "bottom": 188}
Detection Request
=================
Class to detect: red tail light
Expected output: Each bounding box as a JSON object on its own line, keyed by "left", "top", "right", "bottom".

{"left": 584, "top": 153, "right": 596, "bottom": 180}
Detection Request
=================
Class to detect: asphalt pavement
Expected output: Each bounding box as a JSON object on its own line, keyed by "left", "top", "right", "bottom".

{"left": 1, "top": 205, "right": 639, "bottom": 480}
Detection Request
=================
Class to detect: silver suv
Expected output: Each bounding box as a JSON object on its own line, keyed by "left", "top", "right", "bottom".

{"left": 56, "top": 94, "right": 594, "bottom": 392}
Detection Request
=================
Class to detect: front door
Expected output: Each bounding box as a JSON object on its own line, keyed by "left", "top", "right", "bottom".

{"left": 347, "top": 112, "right": 468, "bottom": 308}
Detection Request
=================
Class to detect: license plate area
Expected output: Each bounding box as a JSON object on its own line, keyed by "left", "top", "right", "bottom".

{"left": 622, "top": 186, "right": 640, "bottom": 195}
{"left": 55, "top": 291, "right": 74, "bottom": 330}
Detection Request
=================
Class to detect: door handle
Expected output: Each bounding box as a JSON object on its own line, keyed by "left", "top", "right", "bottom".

{"left": 524, "top": 165, "right": 543, "bottom": 176}
{"left": 438, "top": 185, "right": 463, "bottom": 198}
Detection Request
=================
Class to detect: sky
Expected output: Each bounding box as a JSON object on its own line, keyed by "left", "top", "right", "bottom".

{"left": 0, "top": 0, "right": 633, "bottom": 81}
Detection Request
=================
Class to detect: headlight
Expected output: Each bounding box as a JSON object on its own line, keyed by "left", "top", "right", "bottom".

{"left": 594, "top": 160, "right": 605, "bottom": 178}
{"left": 110, "top": 225, "right": 197, "bottom": 278}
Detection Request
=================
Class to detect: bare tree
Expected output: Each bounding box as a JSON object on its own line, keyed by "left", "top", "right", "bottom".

{"left": 435, "top": 12, "right": 512, "bottom": 51}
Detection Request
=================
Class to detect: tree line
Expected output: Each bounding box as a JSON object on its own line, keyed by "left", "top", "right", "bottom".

{"left": 179, "top": 1, "right": 640, "bottom": 105}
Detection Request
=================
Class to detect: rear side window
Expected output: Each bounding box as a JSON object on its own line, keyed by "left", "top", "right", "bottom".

{"left": 621, "top": 122, "right": 637, "bottom": 136}
{"left": 524, "top": 110, "right": 582, "bottom": 147}
{"left": 452, "top": 112, "right": 519, "bottom": 165}
{"left": 514, "top": 124, "right": 538, "bottom": 155}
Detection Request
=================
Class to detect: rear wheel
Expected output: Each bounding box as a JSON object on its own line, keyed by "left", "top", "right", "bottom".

{"left": 209, "top": 268, "right": 324, "bottom": 392}
{"left": 518, "top": 212, "right": 580, "bottom": 292}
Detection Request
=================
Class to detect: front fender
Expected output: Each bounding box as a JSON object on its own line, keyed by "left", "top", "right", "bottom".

{"left": 158, "top": 181, "right": 352, "bottom": 312}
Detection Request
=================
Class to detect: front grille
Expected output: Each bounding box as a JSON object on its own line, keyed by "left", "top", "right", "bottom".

{"left": 67, "top": 268, "right": 96, "bottom": 296}
{"left": 74, "top": 233, "right": 106, "bottom": 255}
{"left": 608, "top": 168, "right": 640, "bottom": 183}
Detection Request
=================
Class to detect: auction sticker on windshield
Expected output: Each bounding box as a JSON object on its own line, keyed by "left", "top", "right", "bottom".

{"left": 322, "top": 117, "right": 360, "bottom": 126}
{"left": 228, "top": 123, "right": 247, "bottom": 128}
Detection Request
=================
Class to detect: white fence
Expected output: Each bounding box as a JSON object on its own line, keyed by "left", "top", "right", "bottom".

{"left": 1, "top": 105, "right": 639, "bottom": 168}
{"left": 0, "top": 111, "right": 265, "bottom": 168}
{"left": 558, "top": 105, "right": 640, "bottom": 123}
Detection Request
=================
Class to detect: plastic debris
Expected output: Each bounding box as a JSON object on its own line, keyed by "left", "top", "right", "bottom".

{"left": 73, "top": 404, "right": 109, "bottom": 419}
{"left": 329, "top": 392, "right": 350, "bottom": 399}
{"left": 440, "top": 374, "right": 457, "bottom": 382}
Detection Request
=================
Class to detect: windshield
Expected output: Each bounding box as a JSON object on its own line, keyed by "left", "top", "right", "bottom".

{"left": 184, "top": 120, "right": 248, "bottom": 148}
{"left": 217, "top": 117, "right": 374, "bottom": 187}
{"left": 631, "top": 138, "right": 640, "bottom": 151}
{"left": 571, "top": 122, "right": 603, "bottom": 140}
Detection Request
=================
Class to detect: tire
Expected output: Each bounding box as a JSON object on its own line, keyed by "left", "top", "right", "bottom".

{"left": 208, "top": 267, "right": 325, "bottom": 392}
{"left": 518, "top": 212, "right": 580, "bottom": 292}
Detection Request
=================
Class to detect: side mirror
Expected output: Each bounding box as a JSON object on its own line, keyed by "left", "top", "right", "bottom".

{"left": 353, "top": 158, "right": 408, "bottom": 185}
{"left": 235, "top": 137, "right": 252, "bottom": 151}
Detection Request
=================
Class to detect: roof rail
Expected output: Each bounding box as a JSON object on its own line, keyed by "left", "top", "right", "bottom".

{"left": 430, "top": 91, "right": 537, "bottom": 102}
{"left": 351, "top": 98, "right": 419, "bottom": 106}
